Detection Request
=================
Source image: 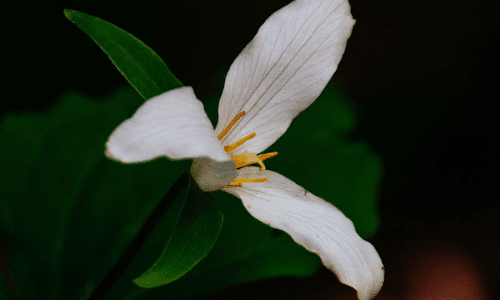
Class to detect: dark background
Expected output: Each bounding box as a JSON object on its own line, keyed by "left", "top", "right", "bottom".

{"left": 2, "top": 0, "right": 499, "bottom": 299}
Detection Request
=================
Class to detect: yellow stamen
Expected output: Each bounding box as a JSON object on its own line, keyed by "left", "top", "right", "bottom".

{"left": 231, "top": 151, "right": 278, "bottom": 171}
{"left": 227, "top": 177, "right": 268, "bottom": 187}
{"left": 218, "top": 111, "right": 246, "bottom": 140}
{"left": 258, "top": 151, "right": 278, "bottom": 161}
{"left": 216, "top": 111, "right": 279, "bottom": 187}
{"left": 224, "top": 133, "right": 256, "bottom": 153}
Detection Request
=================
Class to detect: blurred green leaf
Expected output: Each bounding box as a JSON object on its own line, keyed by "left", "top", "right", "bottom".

{"left": 272, "top": 81, "right": 382, "bottom": 238}
{"left": 0, "top": 78, "right": 381, "bottom": 300}
{"left": 64, "top": 9, "right": 182, "bottom": 100}
{"left": 133, "top": 178, "right": 223, "bottom": 288}
{"left": 0, "top": 89, "right": 190, "bottom": 299}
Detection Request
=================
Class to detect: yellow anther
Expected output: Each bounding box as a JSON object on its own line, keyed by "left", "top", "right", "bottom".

{"left": 227, "top": 177, "right": 268, "bottom": 187}
{"left": 218, "top": 111, "right": 245, "bottom": 140}
{"left": 224, "top": 132, "right": 256, "bottom": 153}
{"left": 231, "top": 151, "right": 278, "bottom": 171}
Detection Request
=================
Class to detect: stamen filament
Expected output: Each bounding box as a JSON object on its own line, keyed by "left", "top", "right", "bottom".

{"left": 218, "top": 111, "right": 245, "bottom": 140}
{"left": 227, "top": 177, "right": 268, "bottom": 187}
{"left": 224, "top": 132, "right": 256, "bottom": 153}
{"left": 258, "top": 151, "right": 278, "bottom": 161}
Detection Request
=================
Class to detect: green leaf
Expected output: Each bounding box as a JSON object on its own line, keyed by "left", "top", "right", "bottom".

{"left": 64, "top": 9, "right": 182, "bottom": 99}
{"left": 102, "top": 185, "right": 321, "bottom": 300}
{"left": 133, "top": 178, "right": 223, "bottom": 288}
{"left": 80, "top": 171, "right": 191, "bottom": 300}
{"left": 0, "top": 88, "right": 190, "bottom": 300}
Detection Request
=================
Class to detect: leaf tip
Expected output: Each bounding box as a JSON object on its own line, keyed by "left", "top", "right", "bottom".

{"left": 133, "top": 276, "right": 157, "bottom": 289}
{"left": 63, "top": 9, "right": 74, "bottom": 20}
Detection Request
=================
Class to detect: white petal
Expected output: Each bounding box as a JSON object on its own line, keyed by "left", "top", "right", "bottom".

{"left": 106, "top": 87, "right": 230, "bottom": 163}
{"left": 215, "top": 0, "right": 355, "bottom": 156}
{"left": 223, "top": 167, "right": 383, "bottom": 300}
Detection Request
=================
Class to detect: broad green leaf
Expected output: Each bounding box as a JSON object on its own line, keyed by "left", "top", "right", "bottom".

{"left": 64, "top": 9, "right": 182, "bottom": 100}
{"left": 133, "top": 178, "right": 223, "bottom": 288}
{"left": 80, "top": 171, "right": 191, "bottom": 300}
{"left": 0, "top": 80, "right": 381, "bottom": 300}
{"left": 0, "top": 88, "right": 190, "bottom": 300}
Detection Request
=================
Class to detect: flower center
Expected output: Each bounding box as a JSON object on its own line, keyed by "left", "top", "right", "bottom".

{"left": 218, "top": 111, "right": 278, "bottom": 187}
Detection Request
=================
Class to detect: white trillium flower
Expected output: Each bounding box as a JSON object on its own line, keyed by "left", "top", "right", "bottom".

{"left": 105, "top": 0, "right": 383, "bottom": 299}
